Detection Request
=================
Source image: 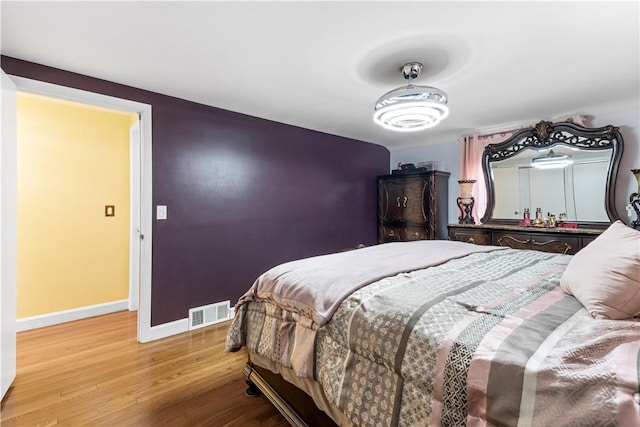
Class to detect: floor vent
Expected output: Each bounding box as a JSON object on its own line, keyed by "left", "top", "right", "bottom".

{"left": 188, "top": 300, "right": 232, "bottom": 331}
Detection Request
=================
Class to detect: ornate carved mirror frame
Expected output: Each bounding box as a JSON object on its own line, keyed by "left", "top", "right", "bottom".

{"left": 481, "top": 120, "right": 623, "bottom": 229}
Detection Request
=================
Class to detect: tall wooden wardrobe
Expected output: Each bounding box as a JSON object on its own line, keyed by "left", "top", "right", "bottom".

{"left": 378, "top": 171, "right": 450, "bottom": 243}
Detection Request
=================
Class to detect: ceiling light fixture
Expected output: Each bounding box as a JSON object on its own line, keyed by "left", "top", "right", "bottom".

{"left": 373, "top": 62, "right": 449, "bottom": 132}
{"left": 531, "top": 149, "right": 573, "bottom": 169}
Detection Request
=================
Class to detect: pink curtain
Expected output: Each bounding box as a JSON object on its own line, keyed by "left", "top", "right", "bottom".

{"left": 459, "top": 116, "right": 587, "bottom": 222}
{"left": 459, "top": 132, "right": 513, "bottom": 222}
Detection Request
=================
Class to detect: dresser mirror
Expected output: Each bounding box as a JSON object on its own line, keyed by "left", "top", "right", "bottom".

{"left": 481, "top": 120, "right": 623, "bottom": 229}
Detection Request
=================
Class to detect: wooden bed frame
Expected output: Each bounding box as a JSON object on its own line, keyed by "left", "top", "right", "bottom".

{"left": 243, "top": 361, "right": 337, "bottom": 427}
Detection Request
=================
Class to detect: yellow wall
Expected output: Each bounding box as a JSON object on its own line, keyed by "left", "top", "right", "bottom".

{"left": 17, "top": 93, "right": 137, "bottom": 318}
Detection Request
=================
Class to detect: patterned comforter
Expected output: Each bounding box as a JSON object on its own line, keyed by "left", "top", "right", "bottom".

{"left": 227, "top": 244, "right": 640, "bottom": 426}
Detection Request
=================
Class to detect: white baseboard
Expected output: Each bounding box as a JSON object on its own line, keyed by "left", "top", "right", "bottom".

{"left": 18, "top": 302, "right": 233, "bottom": 340}
{"left": 141, "top": 309, "right": 234, "bottom": 343}
{"left": 16, "top": 299, "right": 129, "bottom": 332}
{"left": 140, "top": 318, "right": 189, "bottom": 343}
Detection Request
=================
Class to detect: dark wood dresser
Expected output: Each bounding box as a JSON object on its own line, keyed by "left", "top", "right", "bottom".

{"left": 378, "top": 171, "right": 450, "bottom": 243}
{"left": 447, "top": 224, "right": 602, "bottom": 255}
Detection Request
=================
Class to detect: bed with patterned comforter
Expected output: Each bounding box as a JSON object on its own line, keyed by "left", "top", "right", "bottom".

{"left": 226, "top": 240, "right": 639, "bottom": 427}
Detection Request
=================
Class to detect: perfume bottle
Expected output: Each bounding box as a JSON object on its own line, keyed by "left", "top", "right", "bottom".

{"left": 523, "top": 208, "right": 531, "bottom": 225}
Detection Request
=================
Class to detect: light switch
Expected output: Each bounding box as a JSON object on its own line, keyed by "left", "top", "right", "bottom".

{"left": 156, "top": 205, "right": 168, "bottom": 220}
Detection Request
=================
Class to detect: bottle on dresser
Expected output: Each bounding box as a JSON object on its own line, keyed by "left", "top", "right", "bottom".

{"left": 523, "top": 208, "right": 531, "bottom": 226}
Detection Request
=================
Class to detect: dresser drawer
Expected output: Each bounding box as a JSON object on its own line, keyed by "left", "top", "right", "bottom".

{"left": 380, "top": 226, "right": 402, "bottom": 242}
{"left": 404, "top": 227, "right": 428, "bottom": 241}
{"left": 493, "top": 231, "right": 579, "bottom": 254}
{"left": 380, "top": 226, "right": 431, "bottom": 242}
{"left": 530, "top": 234, "right": 579, "bottom": 254}
{"left": 493, "top": 232, "right": 531, "bottom": 250}
{"left": 447, "top": 224, "right": 601, "bottom": 254}
{"left": 448, "top": 228, "right": 492, "bottom": 245}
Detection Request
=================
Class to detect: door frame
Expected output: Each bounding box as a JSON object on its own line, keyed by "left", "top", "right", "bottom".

{"left": 9, "top": 75, "right": 154, "bottom": 343}
{"left": 129, "top": 119, "right": 141, "bottom": 312}
{"left": 1, "top": 69, "right": 18, "bottom": 400}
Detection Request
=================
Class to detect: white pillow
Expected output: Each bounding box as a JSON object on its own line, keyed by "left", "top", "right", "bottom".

{"left": 560, "top": 220, "right": 640, "bottom": 320}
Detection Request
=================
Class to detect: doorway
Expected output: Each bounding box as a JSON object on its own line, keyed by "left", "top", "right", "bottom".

{"left": 17, "top": 92, "right": 137, "bottom": 325}
{"left": 10, "top": 75, "right": 153, "bottom": 343}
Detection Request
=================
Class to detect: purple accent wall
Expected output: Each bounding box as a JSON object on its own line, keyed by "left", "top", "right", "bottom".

{"left": 2, "top": 56, "right": 390, "bottom": 326}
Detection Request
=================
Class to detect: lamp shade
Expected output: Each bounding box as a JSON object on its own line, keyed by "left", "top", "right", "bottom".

{"left": 373, "top": 62, "right": 449, "bottom": 132}
{"left": 458, "top": 179, "right": 476, "bottom": 200}
{"left": 374, "top": 86, "right": 449, "bottom": 132}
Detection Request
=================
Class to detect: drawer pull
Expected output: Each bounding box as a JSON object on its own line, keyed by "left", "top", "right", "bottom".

{"left": 397, "top": 196, "right": 408, "bottom": 208}
{"left": 389, "top": 230, "right": 395, "bottom": 236}
{"left": 468, "top": 237, "right": 476, "bottom": 244}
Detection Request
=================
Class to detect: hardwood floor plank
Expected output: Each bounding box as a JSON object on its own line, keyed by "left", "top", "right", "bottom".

{"left": 0, "top": 311, "right": 289, "bottom": 427}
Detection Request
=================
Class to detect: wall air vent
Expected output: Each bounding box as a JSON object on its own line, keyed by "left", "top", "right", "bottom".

{"left": 188, "top": 300, "right": 232, "bottom": 331}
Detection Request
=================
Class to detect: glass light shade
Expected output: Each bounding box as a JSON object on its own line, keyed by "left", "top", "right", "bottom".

{"left": 632, "top": 169, "right": 640, "bottom": 193}
{"left": 458, "top": 179, "right": 476, "bottom": 200}
{"left": 374, "top": 85, "right": 449, "bottom": 132}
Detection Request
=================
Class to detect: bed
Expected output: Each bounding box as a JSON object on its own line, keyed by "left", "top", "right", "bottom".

{"left": 226, "top": 222, "right": 640, "bottom": 426}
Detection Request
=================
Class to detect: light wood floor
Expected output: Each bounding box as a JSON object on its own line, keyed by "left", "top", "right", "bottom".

{"left": 0, "top": 311, "right": 289, "bottom": 427}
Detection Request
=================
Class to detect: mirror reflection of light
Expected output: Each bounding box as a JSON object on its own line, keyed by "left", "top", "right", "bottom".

{"left": 531, "top": 149, "right": 573, "bottom": 169}
{"left": 532, "top": 160, "right": 574, "bottom": 169}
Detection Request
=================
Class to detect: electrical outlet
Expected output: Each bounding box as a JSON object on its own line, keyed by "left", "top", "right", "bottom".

{"left": 157, "top": 205, "right": 167, "bottom": 220}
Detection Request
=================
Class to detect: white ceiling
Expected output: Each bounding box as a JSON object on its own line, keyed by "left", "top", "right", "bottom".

{"left": 2, "top": 1, "right": 638, "bottom": 150}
